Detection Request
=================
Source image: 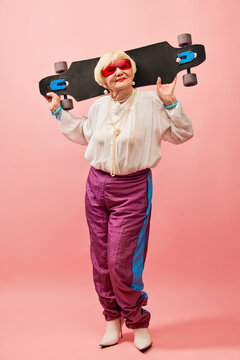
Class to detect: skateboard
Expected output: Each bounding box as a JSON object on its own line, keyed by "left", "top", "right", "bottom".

{"left": 39, "top": 33, "right": 206, "bottom": 110}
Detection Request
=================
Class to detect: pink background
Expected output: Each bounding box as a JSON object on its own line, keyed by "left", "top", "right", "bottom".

{"left": 0, "top": 0, "right": 240, "bottom": 359}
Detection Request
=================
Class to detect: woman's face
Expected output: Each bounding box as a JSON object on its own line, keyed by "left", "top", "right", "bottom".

{"left": 103, "top": 58, "right": 134, "bottom": 93}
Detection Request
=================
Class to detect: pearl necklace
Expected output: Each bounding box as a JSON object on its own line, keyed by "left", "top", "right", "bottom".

{"left": 107, "top": 89, "right": 137, "bottom": 177}
{"left": 112, "top": 91, "right": 133, "bottom": 103}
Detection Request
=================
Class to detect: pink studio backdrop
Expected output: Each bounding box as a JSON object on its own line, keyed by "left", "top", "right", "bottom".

{"left": 0, "top": 1, "right": 239, "bottom": 287}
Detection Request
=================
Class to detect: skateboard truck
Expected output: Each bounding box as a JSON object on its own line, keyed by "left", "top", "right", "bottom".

{"left": 177, "top": 50, "right": 195, "bottom": 65}
{"left": 50, "top": 78, "right": 67, "bottom": 91}
{"left": 54, "top": 61, "right": 73, "bottom": 110}
{"left": 177, "top": 33, "right": 198, "bottom": 86}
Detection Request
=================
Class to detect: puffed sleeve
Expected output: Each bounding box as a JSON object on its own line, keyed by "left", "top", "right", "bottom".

{"left": 58, "top": 103, "right": 96, "bottom": 145}
{"left": 161, "top": 100, "right": 194, "bottom": 144}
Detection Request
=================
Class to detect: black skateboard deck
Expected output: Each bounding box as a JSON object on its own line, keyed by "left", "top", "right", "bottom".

{"left": 39, "top": 40, "right": 206, "bottom": 102}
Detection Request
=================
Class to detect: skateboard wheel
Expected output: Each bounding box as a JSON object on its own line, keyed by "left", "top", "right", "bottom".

{"left": 177, "top": 33, "right": 192, "bottom": 47}
{"left": 61, "top": 98, "right": 73, "bottom": 110}
{"left": 54, "top": 61, "right": 68, "bottom": 74}
{"left": 183, "top": 73, "right": 197, "bottom": 86}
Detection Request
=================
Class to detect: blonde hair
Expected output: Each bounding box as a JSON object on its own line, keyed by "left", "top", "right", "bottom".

{"left": 94, "top": 49, "right": 137, "bottom": 88}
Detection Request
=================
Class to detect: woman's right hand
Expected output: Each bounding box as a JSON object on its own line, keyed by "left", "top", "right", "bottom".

{"left": 44, "top": 92, "right": 61, "bottom": 113}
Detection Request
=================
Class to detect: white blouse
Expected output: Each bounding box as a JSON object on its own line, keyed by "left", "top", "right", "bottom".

{"left": 58, "top": 89, "right": 194, "bottom": 175}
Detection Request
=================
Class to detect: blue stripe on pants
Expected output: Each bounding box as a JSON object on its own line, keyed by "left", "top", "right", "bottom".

{"left": 131, "top": 170, "right": 152, "bottom": 300}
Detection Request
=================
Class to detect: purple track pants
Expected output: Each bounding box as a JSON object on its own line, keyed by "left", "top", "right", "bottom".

{"left": 85, "top": 166, "right": 153, "bottom": 329}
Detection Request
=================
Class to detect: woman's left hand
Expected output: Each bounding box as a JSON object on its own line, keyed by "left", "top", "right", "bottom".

{"left": 157, "top": 75, "right": 177, "bottom": 106}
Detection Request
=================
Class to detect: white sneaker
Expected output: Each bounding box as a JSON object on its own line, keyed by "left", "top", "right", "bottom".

{"left": 99, "top": 316, "right": 124, "bottom": 348}
{"left": 133, "top": 327, "right": 152, "bottom": 352}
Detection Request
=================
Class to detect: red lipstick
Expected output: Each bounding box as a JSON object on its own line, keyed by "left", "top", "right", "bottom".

{"left": 116, "top": 77, "right": 126, "bottom": 82}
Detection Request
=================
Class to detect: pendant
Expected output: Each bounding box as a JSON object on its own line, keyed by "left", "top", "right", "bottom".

{"left": 113, "top": 128, "right": 120, "bottom": 137}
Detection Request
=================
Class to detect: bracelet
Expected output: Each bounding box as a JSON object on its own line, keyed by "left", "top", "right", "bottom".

{"left": 164, "top": 100, "right": 179, "bottom": 109}
{"left": 55, "top": 106, "right": 62, "bottom": 120}
{"left": 51, "top": 105, "right": 62, "bottom": 115}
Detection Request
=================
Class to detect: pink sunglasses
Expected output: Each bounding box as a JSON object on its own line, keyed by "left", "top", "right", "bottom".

{"left": 101, "top": 59, "right": 131, "bottom": 78}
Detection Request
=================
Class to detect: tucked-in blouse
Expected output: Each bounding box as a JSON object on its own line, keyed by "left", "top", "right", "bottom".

{"left": 58, "top": 89, "right": 194, "bottom": 175}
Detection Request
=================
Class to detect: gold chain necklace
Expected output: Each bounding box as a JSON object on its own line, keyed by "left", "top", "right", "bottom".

{"left": 107, "top": 89, "right": 137, "bottom": 177}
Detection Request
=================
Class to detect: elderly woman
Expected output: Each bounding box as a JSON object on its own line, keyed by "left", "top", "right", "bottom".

{"left": 45, "top": 49, "right": 194, "bottom": 352}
